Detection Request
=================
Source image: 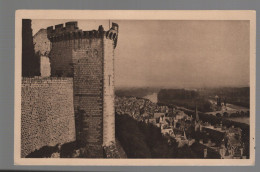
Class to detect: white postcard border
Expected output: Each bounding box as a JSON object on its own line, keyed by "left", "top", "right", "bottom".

{"left": 14, "top": 10, "right": 256, "bottom": 166}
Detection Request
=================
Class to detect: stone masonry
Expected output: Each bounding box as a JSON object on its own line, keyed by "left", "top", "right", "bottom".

{"left": 21, "top": 77, "right": 75, "bottom": 157}
{"left": 47, "top": 21, "right": 119, "bottom": 157}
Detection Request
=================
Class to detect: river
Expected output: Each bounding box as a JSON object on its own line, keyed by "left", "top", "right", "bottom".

{"left": 227, "top": 117, "right": 250, "bottom": 125}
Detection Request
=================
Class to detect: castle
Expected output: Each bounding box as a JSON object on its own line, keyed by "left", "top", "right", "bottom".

{"left": 21, "top": 20, "right": 119, "bottom": 158}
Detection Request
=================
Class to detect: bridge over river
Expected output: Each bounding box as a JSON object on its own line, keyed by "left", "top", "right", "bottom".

{"left": 204, "top": 106, "right": 249, "bottom": 117}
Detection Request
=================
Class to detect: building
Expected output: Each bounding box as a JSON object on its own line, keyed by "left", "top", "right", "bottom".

{"left": 154, "top": 112, "right": 165, "bottom": 119}
{"left": 174, "top": 110, "right": 190, "bottom": 121}
{"left": 21, "top": 21, "right": 119, "bottom": 158}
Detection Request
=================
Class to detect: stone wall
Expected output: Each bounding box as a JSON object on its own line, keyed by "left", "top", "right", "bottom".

{"left": 72, "top": 39, "right": 104, "bottom": 156}
{"left": 49, "top": 40, "right": 74, "bottom": 77}
{"left": 21, "top": 77, "right": 76, "bottom": 157}
{"left": 40, "top": 56, "right": 51, "bottom": 77}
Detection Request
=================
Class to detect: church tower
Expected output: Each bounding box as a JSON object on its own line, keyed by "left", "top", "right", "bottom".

{"left": 195, "top": 106, "right": 201, "bottom": 132}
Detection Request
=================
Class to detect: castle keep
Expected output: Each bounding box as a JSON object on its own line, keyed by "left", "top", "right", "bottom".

{"left": 47, "top": 21, "right": 118, "bottom": 156}
{"left": 21, "top": 21, "right": 119, "bottom": 158}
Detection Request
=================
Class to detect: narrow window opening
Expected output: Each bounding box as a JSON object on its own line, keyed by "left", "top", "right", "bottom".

{"left": 108, "top": 75, "right": 111, "bottom": 86}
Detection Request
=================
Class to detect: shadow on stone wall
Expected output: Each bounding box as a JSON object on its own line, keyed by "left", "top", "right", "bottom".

{"left": 22, "top": 19, "right": 40, "bottom": 77}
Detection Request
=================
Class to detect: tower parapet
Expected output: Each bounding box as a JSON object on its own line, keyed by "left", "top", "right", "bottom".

{"left": 106, "top": 23, "right": 119, "bottom": 48}
{"left": 47, "top": 21, "right": 118, "bottom": 46}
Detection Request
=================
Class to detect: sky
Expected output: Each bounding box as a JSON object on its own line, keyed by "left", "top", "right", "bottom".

{"left": 32, "top": 19, "right": 250, "bottom": 88}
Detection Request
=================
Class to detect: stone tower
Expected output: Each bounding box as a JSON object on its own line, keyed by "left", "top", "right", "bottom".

{"left": 47, "top": 21, "right": 118, "bottom": 157}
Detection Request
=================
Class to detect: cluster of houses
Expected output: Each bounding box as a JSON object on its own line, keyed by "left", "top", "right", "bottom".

{"left": 146, "top": 109, "right": 246, "bottom": 159}
{"left": 115, "top": 96, "right": 195, "bottom": 148}
{"left": 115, "top": 96, "right": 247, "bottom": 159}
{"left": 145, "top": 110, "right": 195, "bottom": 148}
{"left": 201, "top": 122, "right": 246, "bottom": 159}
{"left": 115, "top": 96, "right": 168, "bottom": 120}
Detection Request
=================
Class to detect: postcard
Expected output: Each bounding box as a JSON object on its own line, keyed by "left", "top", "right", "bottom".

{"left": 14, "top": 10, "right": 255, "bottom": 166}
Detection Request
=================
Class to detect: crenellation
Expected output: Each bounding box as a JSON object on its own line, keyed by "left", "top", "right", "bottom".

{"left": 48, "top": 29, "right": 118, "bottom": 42}
{"left": 65, "top": 21, "right": 78, "bottom": 31}
{"left": 47, "top": 22, "right": 118, "bottom": 45}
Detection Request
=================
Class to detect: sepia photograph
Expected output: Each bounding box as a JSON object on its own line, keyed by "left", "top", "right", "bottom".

{"left": 14, "top": 10, "right": 255, "bottom": 166}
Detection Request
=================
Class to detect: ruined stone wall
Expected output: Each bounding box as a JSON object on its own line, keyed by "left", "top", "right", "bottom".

{"left": 40, "top": 56, "right": 51, "bottom": 77}
{"left": 33, "top": 29, "right": 51, "bottom": 56}
{"left": 21, "top": 77, "right": 76, "bottom": 157}
{"left": 33, "top": 29, "right": 51, "bottom": 77}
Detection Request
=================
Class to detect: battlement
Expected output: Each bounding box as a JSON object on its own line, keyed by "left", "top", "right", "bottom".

{"left": 47, "top": 21, "right": 119, "bottom": 47}
{"left": 22, "top": 76, "right": 73, "bottom": 84}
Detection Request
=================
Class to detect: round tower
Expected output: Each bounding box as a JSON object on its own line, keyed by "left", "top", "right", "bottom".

{"left": 103, "top": 23, "right": 119, "bottom": 146}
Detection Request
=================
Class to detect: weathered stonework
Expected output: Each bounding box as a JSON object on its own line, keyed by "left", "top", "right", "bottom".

{"left": 47, "top": 21, "right": 118, "bottom": 157}
{"left": 21, "top": 77, "right": 76, "bottom": 157}
{"left": 33, "top": 29, "right": 51, "bottom": 56}
{"left": 33, "top": 29, "right": 51, "bottom": 77}
{"left": 103, "top": 36, "right": 116, "bottom": 146}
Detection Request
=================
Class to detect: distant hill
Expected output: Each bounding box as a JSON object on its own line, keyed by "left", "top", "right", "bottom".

{"left": 198, "top": 87, "right": 250, "bottom": 108}
{"left": 157, "top": 89, "right": 211, "bottom": 112}
{"left": 115, "top": 87, "right": 160, "bottom": 98}
{"left": 157, "top": 87, "right": 249, "bottom": 111}
{"left": 116, "top": 87, "right": 250, "bottom": 110}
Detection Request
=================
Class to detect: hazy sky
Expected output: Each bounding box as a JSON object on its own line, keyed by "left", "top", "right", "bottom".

{"left": 32, "top": 20, "right": 250, "bottom": 88}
